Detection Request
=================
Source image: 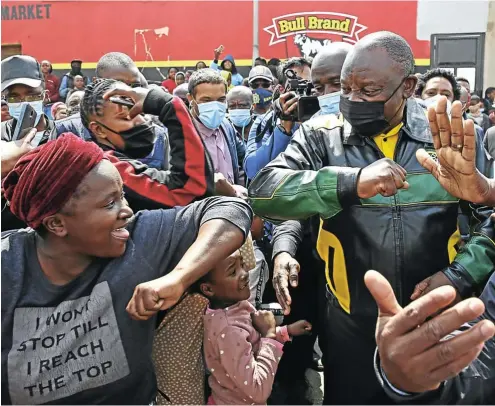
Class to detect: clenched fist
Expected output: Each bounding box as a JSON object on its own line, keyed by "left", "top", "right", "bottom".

{"left": 126, "top": 273, "right": 185, "bottom": 321}
{"left": 357, "top": 158, "right": 409, "bottom": 199}
{"left": 251, "top": 310, "right": 277, "bottom": 339}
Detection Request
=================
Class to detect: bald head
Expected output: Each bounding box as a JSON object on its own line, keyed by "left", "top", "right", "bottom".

{"left": 227, "top": 86, "right": 253, "bottom": 108}
{"left": 340, "top": 31, "right": 417, "bottom": 130}
{"left": 311, "top": 42, "right": 352, "bottom": 96}
{"left": 313, "top": 42, "right": 353, "bottom": 71}
{"left": 96, "top": 52, "right": 141, "bottom": 87}
{"left": 344, "top": 31, "right": 414, "bottom": 79}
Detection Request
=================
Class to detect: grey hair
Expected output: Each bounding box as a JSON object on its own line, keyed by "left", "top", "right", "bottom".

{"left": 96, "top": 52, "right": 136, "bottom": 77}
{"left": 188, "top": 68, "right": 226, "bottom": 96}
{"left": 359, "top": 31, "right": 415, "bottom": 77}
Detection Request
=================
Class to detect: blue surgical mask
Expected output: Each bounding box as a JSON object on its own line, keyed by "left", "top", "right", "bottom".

{"left": 229, "top": 109, "right": 252, "bottom": 128}
{"left": 196, "top": 100, "right": 226, "bottom": 130}
{"left": 9, "top": 100, "right": 44, "bottom": 125}
{"left": 318, "top": 91, "right": 340, "bottom": 115}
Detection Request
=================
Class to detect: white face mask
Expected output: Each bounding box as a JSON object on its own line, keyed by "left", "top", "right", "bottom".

{"left": 422, "top": 94, "right": 452, "bottom": 116}
{"left": 8, "top": 100, "right": 44, "bottom": 125}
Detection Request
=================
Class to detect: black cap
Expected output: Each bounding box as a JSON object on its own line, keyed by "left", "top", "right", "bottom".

{"left": 1, "top": 55, "right": 42, "bottom": 92}
{"left": 71, "top": 59, "right": 83, "bottom": 64}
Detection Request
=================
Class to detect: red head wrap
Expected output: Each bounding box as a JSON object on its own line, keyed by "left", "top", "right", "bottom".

{"left": 2, "top": 133, "right": 104, "bottom": 229}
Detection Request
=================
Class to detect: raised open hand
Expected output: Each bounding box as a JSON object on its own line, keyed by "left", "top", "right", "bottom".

{"left": 416, "top": 96, "right": 490, "bottom": 204}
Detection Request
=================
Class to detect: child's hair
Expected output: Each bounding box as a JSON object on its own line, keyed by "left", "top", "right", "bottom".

{"left": 194, "top": 269, "right": 213, "bottom": 294}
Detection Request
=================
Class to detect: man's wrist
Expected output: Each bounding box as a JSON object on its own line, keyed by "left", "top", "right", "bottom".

{"left": 380, "top": 365, "right": 414, "bottom": 397}
{"left": 279, "top": 121, "right": 294, "bottom": 134}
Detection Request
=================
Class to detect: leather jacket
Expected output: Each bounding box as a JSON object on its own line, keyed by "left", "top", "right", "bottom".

{"left": 248, "top": 98, "right": 495, "bottom": 316}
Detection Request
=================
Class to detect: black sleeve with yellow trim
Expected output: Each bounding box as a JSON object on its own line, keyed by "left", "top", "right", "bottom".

{"left": 248, "top": 116, "right": 361, "bottom": 223}
{"left": 443, "top": 208, "right": 495, "bottom": 298}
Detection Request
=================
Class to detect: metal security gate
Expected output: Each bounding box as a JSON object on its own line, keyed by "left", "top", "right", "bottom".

{"left": 430, "top": 32, "right": 485, "bottom": 95}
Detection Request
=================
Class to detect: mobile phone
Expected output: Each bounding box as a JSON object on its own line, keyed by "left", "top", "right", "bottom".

{"left": 11, "top": 103, "right": 37, "bottom": 141}
{"left": 109, "top": 96, "right": 134, "bottom": 108}
{"left": 30, "top": 131, "right": 44, "bottom": 148}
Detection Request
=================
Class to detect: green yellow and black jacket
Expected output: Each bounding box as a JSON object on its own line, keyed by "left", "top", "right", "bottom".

{"left": 248, "top": 98, "right": 495, "bottom": 316}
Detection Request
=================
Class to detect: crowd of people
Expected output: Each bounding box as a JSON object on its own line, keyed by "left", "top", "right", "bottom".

{"left": 1, "top": 32, "right": 495, "bottom": 405}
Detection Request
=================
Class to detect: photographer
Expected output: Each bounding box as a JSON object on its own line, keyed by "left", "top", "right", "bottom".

{"left": 244, "top": 57, "right": 311, "bottom": 181}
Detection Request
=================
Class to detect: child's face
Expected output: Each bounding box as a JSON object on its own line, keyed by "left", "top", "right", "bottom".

{"left": 74, "top": 77, "right": 84, "bottom": 89}
{"left": 201, "top": 250, "right": 250, "bottom": 305}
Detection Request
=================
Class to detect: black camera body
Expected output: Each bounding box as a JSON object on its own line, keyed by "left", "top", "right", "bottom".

{"left": 279, "top": 69, "right": 320, "bottom": 122}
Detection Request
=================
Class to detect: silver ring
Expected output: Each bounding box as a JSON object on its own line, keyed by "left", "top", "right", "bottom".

{"left": 451, "top": 144, "right": 463, "bottom": 151}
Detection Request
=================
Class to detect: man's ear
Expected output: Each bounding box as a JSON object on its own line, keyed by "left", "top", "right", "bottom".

{"left": 187, "top": 93, "right": 193, "bottom": 103}
{"left": 403, "top": 75, "right": 418, "bottom": 99}
{"left": 89, "top": 121, "right": 107, "bottom": 139}
{"left": 200, "top": 282, "right": 215, "bottom": 299}
{"left": 42, "top": 214, "right": 68, "bottom": 237}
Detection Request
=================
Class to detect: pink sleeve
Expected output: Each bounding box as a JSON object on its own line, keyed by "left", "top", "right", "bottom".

{"left": 217, "top": 325, "right": 283, "bottom": 404}
{"left": 276, "top": 326, "right": 291, "bottom": 343}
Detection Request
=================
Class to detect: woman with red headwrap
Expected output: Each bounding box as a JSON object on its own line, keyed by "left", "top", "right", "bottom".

{"left": 1, "top": 133, "right": 252, "bottom": 405}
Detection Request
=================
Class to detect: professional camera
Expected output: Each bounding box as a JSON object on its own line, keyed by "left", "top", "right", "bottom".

{"left": 276, "top": 69, "right": 320, "bottom": 122}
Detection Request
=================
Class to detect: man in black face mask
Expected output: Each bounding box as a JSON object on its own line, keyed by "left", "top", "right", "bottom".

{"left": 79, "top": 78, "right": 214, "bottom": 212}
{"left": 248, "top": 31, "right": 494, "bottom": 404}
{"left": 59, "top": 59, "right": 90, "bottom": 101}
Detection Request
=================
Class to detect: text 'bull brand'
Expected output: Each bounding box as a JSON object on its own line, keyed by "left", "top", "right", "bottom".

{"left": 264, "top": 12, "right": 367, "bottom": 45}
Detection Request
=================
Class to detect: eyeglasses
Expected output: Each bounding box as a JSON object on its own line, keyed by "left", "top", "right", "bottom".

{"left": 128, "top": 82, "right": 142, "bottom": 88}
{"left": 4, "top": 95, "right": 43, "bottom": 103}
{"left": 250, "top": 80, "right": 271, "bottom": 89}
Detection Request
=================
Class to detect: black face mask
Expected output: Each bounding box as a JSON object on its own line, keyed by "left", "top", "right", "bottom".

{"left": 340, "top": 78, "right": 407, "bottom": 137}
{"left": 96, "top": 120, "right": 155, "bottom": 159}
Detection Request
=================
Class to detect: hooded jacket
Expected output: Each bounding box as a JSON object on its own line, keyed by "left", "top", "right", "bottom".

{"left": 247, "top": 98, "right": 495, "bottom": 317}
{"left": 210, "top": 54, "right": 243, "bottom": 86}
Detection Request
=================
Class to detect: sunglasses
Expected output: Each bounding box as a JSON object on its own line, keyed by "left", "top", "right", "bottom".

{"left": 250, "top": 81, "right": 271, "bottom": 89}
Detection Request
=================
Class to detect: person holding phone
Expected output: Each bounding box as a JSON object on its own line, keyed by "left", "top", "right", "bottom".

{"left": 1, "top": 55, "right": 55, "bottom": 144}
{"left": 1, "top": 55, "right": 58, "bottom": 230}
{"left": 79, "top": 78, "right": 214, "bottom": 213}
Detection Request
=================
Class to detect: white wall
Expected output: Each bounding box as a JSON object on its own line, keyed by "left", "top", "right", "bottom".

{"left": 416, "top": 0, "right": 489, "bottom": 41}
{"left": 417, "top": 0, "right": 494, "bottom": 88}
{"left": 484, "top": 2, "right": 495, "bottom": 88}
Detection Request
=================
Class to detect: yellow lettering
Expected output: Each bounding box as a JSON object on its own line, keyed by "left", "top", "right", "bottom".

{"left": 278, "top": 20, "right": 290, "bottom": 34}
{"left": 297, "top": 16, "right": 306, "bottom": 30}
{"left": 340, "top": 18, "right": 350, "bottom": 32}
{"left": 307, "top": 16, "right": 319, "bottom": 30}
{"left": 323, "top": 19, "right": 332, "bottom": 30}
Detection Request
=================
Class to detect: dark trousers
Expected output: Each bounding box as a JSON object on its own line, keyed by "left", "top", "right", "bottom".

{"left": 319, "top": 287, "right": 394, "bottom": 405}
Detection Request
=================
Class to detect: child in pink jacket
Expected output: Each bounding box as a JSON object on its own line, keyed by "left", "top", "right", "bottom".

{"left": 198, "top": 249, "right": 311, "bottom": 405}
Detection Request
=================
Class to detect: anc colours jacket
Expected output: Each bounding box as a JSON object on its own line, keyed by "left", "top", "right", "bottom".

{"left": 248, "top": 98, "right": 495, "bottom": 316}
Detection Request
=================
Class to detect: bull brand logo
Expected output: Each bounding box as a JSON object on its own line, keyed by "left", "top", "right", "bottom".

{"left": 264, "top": 12, "right": 367, "bottom": 58}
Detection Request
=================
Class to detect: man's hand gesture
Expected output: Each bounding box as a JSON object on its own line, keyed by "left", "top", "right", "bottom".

{"left": 416, "top": 96, "right": 490, "bottom": 204}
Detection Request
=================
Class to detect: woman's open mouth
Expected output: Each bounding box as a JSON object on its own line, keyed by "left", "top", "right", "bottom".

{"left": 111, "top": 227, "right": 130, "bottom": 241}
